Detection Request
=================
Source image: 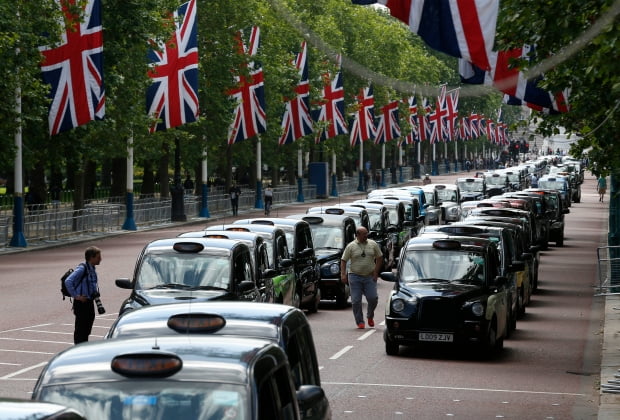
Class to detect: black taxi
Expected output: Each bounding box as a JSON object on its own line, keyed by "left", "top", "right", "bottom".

{"left": 233, "top": 218, "right": 321, "bottom": 312}
{"left": 203, "top": 225, "right": 298, "bottom": 308}
{"left": 178, "top": 229, "right": 282, "bottom": 305}
{"left": 105, "top": 302, "right": 330, "bottom": 420}
{"left": 286, "top": 213, "right": 356, "bottom": 308}
{"left": 115, "top": 238, "right": 260, "bottom": 315}
{"left": 380, "top": 236, "right": 510, "bottom": 357}
{"left": 32, "top": 335, "right": 328, "bottom": 420}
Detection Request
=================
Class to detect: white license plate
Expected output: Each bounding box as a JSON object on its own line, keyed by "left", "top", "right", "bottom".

{"left": 419, "top": 332, "right": 454, "bottom": 342}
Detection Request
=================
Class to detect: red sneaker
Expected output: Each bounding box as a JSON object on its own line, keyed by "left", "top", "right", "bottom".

{"left": 367, "top": 318, "right": 375, "bottom": 327}
{"left": 357, "top": 322, "right": 365, "bottom": 329}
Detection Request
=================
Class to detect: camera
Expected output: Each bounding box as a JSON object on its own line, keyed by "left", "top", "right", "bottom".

{"left": 92, "top": 292, "right": 106, "bottom": 315}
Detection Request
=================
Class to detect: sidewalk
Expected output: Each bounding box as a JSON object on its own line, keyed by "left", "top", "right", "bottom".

{"left": 1, "top": 176, "right": 619, "bottom": 418}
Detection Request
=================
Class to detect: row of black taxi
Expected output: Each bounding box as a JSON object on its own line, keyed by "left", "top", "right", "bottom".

{"left": 377, "top": 178, "right": 574, "bottom": 358}
{"left": 28, "top": 217, "right": 336, "bottom": 418}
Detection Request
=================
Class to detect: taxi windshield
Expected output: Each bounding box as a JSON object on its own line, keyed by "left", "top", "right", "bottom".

{"left": 367, "top": 211, "right": 383, "bottom": 231}
{"left": 436, "top": 189, "right": 457, "bottom": 202}
{"left": 399, "top": 250, "right": 485, "bottom": 284}
{"left": 136, "top": 253, "right": 230, "bottom": 290}
{"left": 457, "top": 181, "right": 483, "bottom": 192}
{"left": 38, "top": 382, "right": 248, "bottom": 420}
{"left": 539, "top": 180, "right": 566, "bottom": 191}
{"left": 310, "top": 225, "right": 343, "bottom": 249}
{"left": 486, "top": 176, "right": 505, "bottom": 186}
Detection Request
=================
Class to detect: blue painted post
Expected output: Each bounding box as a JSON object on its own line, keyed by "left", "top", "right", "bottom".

{"left": 297, "top": 177, "right": 304, "bottom": 202}
{"left": 9, "top": 195, "right": 27, "bottom": 247}
{"left": 255, "top": 180, "right": 264, "bottom": 209}
{"left": 399, "top": 166, "right": 404, "bottom": 183}
{"left": 199, "top": 183, "right": 210, "bottom": 217}
{"left": 380, "top": 168, "right": 386, "bottom": 187}
{"left": 330, "top": 173, "right": 338, "bottom": 197}
{"left": 122, "top": 192, "right": 137, "bottom": 230}
{"left": 431, "top": 160, "right": 439, "bottom": 176}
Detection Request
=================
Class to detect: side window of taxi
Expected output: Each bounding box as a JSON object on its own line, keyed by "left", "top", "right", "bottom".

{"left": 234, "top": 250, "right": 253, "bottom": 284}
{"left": 276, "top": 235, "right": 290, "bottom": 263}
{"left": 256, "top": 357, "right": 297, "bottom": 420}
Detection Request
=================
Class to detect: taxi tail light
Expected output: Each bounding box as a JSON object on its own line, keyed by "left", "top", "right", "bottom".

{"left": 167, "top": 313, "right": 226, "bottom": 333}
{"left": 111, "top": 353, "right": 182, "bottom": 378}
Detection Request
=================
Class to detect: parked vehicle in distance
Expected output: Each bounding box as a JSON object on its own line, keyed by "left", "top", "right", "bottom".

{"left": 206, "top": 224, "right": 300, "bottom": 307}
{"left": 431, "top": 184, "right": 462, "bottom": 223}
{"left": 456, "top": 177, "right": 487, "bottom": 202}
{"left": 232, "top": 218, "right": 321, "bottom": 313}
{"left": 178, "top": 230, "right": 275, "bottom": 304}
{"left": 286, "top": 213, "right": 356, "bottom": 308}
{"left": 115, "top": 238, "right": 261, "bottom": 315}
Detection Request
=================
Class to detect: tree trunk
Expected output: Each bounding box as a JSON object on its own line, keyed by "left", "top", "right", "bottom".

{"left": 109, "top": 158, "right": 126, "bottom": 200}
{"left": 141, "top": 160, "right": 155, "bottom": 196}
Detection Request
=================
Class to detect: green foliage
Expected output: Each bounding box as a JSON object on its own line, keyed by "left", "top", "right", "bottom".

{"left": 496, "top": 0, "right": 619, "bottom": 173}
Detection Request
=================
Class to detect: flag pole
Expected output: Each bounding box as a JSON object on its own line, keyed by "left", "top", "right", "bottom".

{"left": 122, "top": 134, "right": 137, "bottom": 230}
{"left": 296, "top": 147, "right": 304, "bottom": 202}
{"left": 357, "top": 141, "right": 365, "bottom": 191}
{"left": 330, "top": 151, "right": 338, "bottom": 196}
{"left": 255, "top": 135, "right": 264, "bottom": 209}
{"left": 10, "top": 84, "right": 26, "bottom": 247}
{"left": 380, "top": 143, "right": 386, "bottom": 187}
{"left": 199, "top": 136, "right": 210, "bottom": 217}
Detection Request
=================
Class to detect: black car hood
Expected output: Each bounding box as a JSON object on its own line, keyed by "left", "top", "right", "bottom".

{"left": 315, "top": 249, "right": 342, "bottom": 264}
{"left": 400, "top": 281, "right": 480, "bottom": 299}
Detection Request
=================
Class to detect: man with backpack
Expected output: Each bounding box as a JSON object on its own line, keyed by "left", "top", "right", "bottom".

{"left": 64, "top": 246, "right": 103, "bottom": 344}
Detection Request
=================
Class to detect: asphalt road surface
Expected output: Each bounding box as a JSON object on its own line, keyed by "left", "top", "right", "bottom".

{"left": 0, "top": 173, "right": 607, "bottom": 419}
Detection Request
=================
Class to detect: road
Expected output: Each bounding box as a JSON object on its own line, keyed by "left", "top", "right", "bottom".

{"left": 0, "top": 173, "right": 606, "bottom": 419}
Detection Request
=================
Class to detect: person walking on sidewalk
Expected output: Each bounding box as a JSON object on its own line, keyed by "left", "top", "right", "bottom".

{"left": 340, "top": 226, "right": 383, "bottom": 329}
{"left": 597, "top": 175, "right": 607, "bottom": 202}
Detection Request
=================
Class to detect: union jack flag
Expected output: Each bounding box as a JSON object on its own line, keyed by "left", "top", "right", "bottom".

{"left": 40, "top": 0, "right": 105, "bottom": 136}
{"left": 352, "top": 0, "right": 499, "bottom": 72}
{"left": 403, "top": 95, "right": 419, "bottom": 144}
{"left": 313, "top": 64, "right": 347, "bottom": 143}
{"left": 444, "top": 89, "right": 459, "bottom": 141}
{"left": 427, "top": 86, "right": 447, "bottom": 144}
{"left": 374, "top": 100, "right": 401, "bottom": 144}
{"left": 457, "top": 116, "right": 471, "bottom": 141}
{"left": 418, "top": 97, "right": 432, "bottom": 142}
{"left": 469, "top": 112, "right": 480, "bottom": 138}
{"left": 485, "top": 117, "right": 496, "bottom": 144}
{"left": 146, "top": 0, "right": 198, "bottom": 133}
{"left": 349, "top": 85, "right": 375, "bottom": 146}
{"left": 228, "top": 26, "right": 266, "bottom": 144}
{"left": 279, "top": 41, "right": 313, "bottom": 145}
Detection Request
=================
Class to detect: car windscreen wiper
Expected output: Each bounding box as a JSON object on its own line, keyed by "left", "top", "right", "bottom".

{"left": 149, "top": 283, "right": 193, "bottom": 289}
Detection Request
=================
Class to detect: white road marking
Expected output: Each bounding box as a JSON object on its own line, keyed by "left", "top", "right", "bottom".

{"left": 0, "top": 337, "right": 72, "bottom": 345}
{"left": 0, "top": 349, "right": 55, "bottom": 355}
{"left": 321, "top": 381, "right": 585, "bottom": 397}
{"left": 329, "top": 345, "right": 354, "bottom": 360}
{"left": 357, "top": 330, "right": 376, "bottom": 340}
{"left": 1, "top": 362, "right": 47, "bottom": 379}
{"left": 23, "top": 330, "right": 72, "bottom": 335}
{"left": 0, "top": 363, "right": 20, "bottom": 366}
{"left": 0, "top": 324, "right": 53, "bottom": 334}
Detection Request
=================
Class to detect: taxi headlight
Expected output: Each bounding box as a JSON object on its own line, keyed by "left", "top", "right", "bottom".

{"left": 329, "top": 263, "right": 340, "bottom": 274}
{"left": 391, "top": 298, "right": 406, "bottom": 313}
{"left": 471, "top": 302, "right": 484, "bottom": 317}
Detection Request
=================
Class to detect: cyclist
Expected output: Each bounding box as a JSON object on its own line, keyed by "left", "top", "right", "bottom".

{"left": 264, "top": 184, "right": 273, "bottom": 215}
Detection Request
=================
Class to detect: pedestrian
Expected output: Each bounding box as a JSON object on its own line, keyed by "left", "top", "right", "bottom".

{"left": 374, "top": 171, "right": 381, "bottom": 188}
{"left": 422, "top": 173, "right": 432, "bottom": 185}
{"left": 340, "top": 226, "right": 383, "bottom": 329}
{"left": 530, "top": 173, "right": 538, "bottom": 188}
{"left": 183, "top": 173, "right": 194, "bottom": 192}
{"left": 597, "top": 175, "right": 607, "bottom": 202}
{"left": 64, "top": 246, "right": 103, "bottom": 344}
{"left": 264, "top": 184, "right": 273, "bottom": 215}
{"left": 229, "top": 182, "right": 241, "bottom": 215}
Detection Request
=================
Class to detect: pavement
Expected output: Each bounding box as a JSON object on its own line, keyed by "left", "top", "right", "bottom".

{"left": 1, "top": 178, "right": 620, "bottom": 419}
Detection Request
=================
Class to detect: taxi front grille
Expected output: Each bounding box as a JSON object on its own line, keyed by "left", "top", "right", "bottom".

{"left": 417, "top": 298, "right": 458, "bottom": 330}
